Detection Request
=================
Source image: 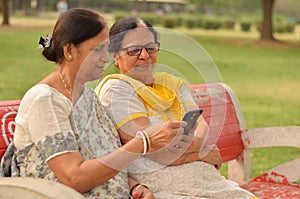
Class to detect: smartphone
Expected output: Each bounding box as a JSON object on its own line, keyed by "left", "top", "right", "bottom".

{"left": 182, "top": 109, "right": 203, "bottom": 135}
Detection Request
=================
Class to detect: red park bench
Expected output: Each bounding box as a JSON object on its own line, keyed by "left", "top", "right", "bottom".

{"left": 0, "top": 83, "right": 299, "bottom": 198}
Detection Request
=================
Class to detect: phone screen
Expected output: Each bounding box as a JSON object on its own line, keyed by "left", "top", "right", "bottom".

{"left": 182, "top": 109, "right": 203, "bottom": 135}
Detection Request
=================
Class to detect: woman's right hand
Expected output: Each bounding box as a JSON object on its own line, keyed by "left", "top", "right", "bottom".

{"left": 145, "top": 121, "right": 186, "bottom": 152}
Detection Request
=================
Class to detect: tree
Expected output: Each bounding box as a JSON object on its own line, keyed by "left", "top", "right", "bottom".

{"left": 1, "top": 0, "right": 9, "bottom": 25}
{"left": 22, "top": 0, "right": 31, "bottom": 15}
{"left": 260, "top": 0, "right": 276, "bottom": 41}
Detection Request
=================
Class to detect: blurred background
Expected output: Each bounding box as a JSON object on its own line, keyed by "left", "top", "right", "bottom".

{"left": 1, "top": 0, "right": 300, "bottom": 39}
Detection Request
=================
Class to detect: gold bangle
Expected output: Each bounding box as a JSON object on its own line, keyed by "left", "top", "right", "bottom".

{"left": 134, "top": 184, "right": 145, "bottom": 190}
{"left": 142, "top": 130, "right": 152, "bottom": 153}
{"left": 130, "top": 183, "right": 149, "bottom": 196}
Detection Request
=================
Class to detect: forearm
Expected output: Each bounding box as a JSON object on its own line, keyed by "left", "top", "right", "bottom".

{"left": 146, "top": 135, "right": 208, "bottom": 166}
{"left": 168, "top": 151, "right": 200, "bottom": 166}
{"left": 49, "top": 137, "right": 144, "bottom": 193}
{"left": 158, "top": 135, "right": 202, "bottom": 165}
{"left": 184, "top": 136, "right": 203, "bottom": 153}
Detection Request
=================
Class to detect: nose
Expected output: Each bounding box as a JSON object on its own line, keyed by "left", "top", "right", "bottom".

{"left": 138, "top": 48, "right": 150, "bottom": 59}
{"left": 101, "top": 51, "right": 110, "bottom": 63}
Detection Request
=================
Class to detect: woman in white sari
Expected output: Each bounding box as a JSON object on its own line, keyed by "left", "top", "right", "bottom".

{"left": 10, "top": 9, "right": 185, "bottom": 199}
{"left": 96, "top": 16, "right": 258, "bottom": 199}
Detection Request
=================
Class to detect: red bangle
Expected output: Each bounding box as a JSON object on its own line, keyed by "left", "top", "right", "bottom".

{"left": 130, "top": 183, "right": 149, "bottom": 196}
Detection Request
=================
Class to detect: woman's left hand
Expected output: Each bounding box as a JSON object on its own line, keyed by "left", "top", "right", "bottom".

{"left": 131, "top": 186, "right": 155, "bottom": 199}
{"left": 199, "top": 145, "right": 222, "bottom": 169}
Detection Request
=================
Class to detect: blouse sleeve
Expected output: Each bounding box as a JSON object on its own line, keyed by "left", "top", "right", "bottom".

{"left": 99, "top": 79, "right": 148, "bottom": 129}
{"left": 178, "top": 83, "right": 197, "bottom": 108}
{"left": 21, "top": 86, "right": 78, "bottom": 161}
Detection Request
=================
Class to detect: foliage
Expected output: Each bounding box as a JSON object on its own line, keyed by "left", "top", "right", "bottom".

{"left": 240, "top": 22, "right": 252, "bottom": 32}
{"left": 4, "top": 0, "right": 298, "bottom": 17}
{"left": 221, "top": 19, "right": 236, "bottom": 30}
{"left": 187, "top": 0, "right": 261, "bottom": 15}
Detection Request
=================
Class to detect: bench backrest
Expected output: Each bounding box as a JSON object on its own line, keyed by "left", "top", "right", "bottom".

{"left": 0, "top": 83, "right": 246, "bottom": 164}
{"left": 0, "top": 100, "right": 20, "bottom": 159}
{"left": 190, "top": 83, "right": 246, "bottom": 162}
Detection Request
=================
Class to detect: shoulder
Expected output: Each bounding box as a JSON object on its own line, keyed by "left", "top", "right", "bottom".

{"left": 19, "top": 84, "right": 72, "bottom": 114}
{"left": 21, "top": 84, "right": 52, "bottom": 106}
{"left": 103, "top": 78, "right": 133, "bottom": 89}
{"left": 178, "top": 82, "right": 191, "bottom": 92}
{"left": 99, "top": 79, "right": 135, "bottom": 98}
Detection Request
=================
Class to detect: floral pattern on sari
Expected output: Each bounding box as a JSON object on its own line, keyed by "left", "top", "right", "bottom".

{"left": 14, "top": 85, "right": 131, "bottom": 199}
{"left": 72, "top": 86, "right": 130, "bottom": 199}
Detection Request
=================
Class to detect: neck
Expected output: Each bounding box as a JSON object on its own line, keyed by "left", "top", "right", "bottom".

{"left": 57, "top": 70, "right": 73, "bottom": 100}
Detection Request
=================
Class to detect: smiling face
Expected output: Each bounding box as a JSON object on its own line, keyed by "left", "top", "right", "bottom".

{"left": 76, "top": 26, "right": 110, "bottom": 83}
{"left": 112, "top": 23, "right": 158, "bottom": 84}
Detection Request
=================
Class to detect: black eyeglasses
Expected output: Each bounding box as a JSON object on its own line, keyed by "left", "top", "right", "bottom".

{"left": 121, "top": 42, "right": 160, "bottom": 56}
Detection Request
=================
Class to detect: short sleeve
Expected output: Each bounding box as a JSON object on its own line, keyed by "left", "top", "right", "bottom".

{"left": 99, "top": 79, "right": 148, "bottom": 128}
{"left": 14, "top": 85, "right": 78, "bottom": 161}
{"left": 178, "top": 83, "right": 197, "bottom": 108}
{"left": 27, "top": 93, "right": 73, "bottom": 143}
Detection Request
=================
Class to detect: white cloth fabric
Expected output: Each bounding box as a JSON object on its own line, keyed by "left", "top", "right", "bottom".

{"left": 99, "top": 78, "right": 195, "bottom": 128}
{"left": 99, "top": 76, "right": 256, "bottom": 199}
{"left": 13, "top": 84, "right": 130, "bottom": 199}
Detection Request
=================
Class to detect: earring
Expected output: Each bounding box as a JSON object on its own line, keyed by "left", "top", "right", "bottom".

{"left": 68, "top": 55, "right": 72, "bottom": 59}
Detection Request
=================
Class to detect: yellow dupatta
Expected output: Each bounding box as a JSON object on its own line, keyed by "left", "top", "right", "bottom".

{"left": 95, "top": 72, "right": 185, "bottom": 121}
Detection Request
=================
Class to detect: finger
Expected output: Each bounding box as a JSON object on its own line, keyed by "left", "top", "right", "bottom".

{"left": 169, "top": 124, "right": 184, "bottom": 137}
{"left": 215, "top": 163, "right": 222, "bottom": 170}
{"left": 180, "top": 134, "right": 194, "bottom": 143}
{"left": 172, "top": 133, "right": 184, "bottom": 143}
{"left": 177, "top": 126, "right": 184, "bottom": 135}
{"left": 132, "top": 191, "right": 139, "bottom": 198}
{"left": 168, "top": 121, "right": 187, "bottom": 128}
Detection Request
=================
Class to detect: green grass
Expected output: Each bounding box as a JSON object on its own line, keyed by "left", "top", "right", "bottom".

{"left": 0, "top": 15, "right": 299, "bottom": 180}
{"left": 0, "top": 28, "right": 54, "bottom": 100}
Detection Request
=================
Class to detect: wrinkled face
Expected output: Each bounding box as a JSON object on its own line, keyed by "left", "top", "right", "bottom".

{"left": 113, "top": 24, "right": 159, "bottom": 84}
{"left": 76, "top": 26, "right": 110, "bottom": 83}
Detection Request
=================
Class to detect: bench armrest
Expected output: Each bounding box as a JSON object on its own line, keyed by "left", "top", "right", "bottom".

{"left": 242, "top": 126, "right": 300, "bottom": 183}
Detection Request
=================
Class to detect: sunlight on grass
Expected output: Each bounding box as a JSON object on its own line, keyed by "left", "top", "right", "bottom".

{"left": 10, "top": 12, "right": 57, "bottom": 27}
{"left": 175, "top": 26, "right": 300, "bottom": 42}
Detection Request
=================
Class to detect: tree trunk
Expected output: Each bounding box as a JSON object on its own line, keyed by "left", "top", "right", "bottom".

{"left": 22, "top": 0, "right": 31, "bottom": 15}
{"left": 37, "top": 0, "right": 46, "bottom": 12}
{"left": 260, "top": 0, "right": 275, "bottom": 41}
{"left": 1, "top": 0, "right": 10, "bottom": 25}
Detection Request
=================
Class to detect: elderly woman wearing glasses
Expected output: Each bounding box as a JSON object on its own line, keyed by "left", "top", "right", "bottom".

{"left": 95, "top": 17, "right": 257, "bottom": 199}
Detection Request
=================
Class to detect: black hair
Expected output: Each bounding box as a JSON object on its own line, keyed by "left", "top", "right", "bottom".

{"left": 42, "top": 8, "right": 105, "bottom": 64}
{"left": 108, "top": 16, "right": 159, "bottom": 53}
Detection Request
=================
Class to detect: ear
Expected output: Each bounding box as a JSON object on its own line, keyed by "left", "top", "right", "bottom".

{"left": 111, "top": 52, "right": 119, "bottom": 66}
{"left": 63, "top": 43, "right": 74, "bottom": 61}
{"left": 111, "top": 52, "right": 118, "bottom": 60}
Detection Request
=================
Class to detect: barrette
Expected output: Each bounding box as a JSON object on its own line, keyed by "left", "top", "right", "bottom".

{"left": 38, "top": 34, "right": 52, "bottom": 49}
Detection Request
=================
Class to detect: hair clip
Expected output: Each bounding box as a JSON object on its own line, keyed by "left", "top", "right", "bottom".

{"left": 38, "top": 34, "right": 52, "bottom": 49}
{"left": 38, "top": 37, "right": 45, "bottom": 49}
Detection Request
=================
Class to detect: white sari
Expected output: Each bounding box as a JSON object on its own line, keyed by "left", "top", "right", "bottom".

{"left": 98, "top": 73, "right": 257, "bottom": 199}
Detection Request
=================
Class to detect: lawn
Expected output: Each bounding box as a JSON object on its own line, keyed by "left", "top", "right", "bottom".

{"left": 0, "top": 14, "right": 299, "bottom": 179}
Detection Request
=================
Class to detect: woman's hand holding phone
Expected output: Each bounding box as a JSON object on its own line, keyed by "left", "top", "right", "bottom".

{"left": 182, "top": 109, "right": 203, "bottom": 135}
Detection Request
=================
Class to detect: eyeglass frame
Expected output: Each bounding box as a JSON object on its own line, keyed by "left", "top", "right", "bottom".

{"left": 120, "top": 42, "right": 160, "bottom": 56}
